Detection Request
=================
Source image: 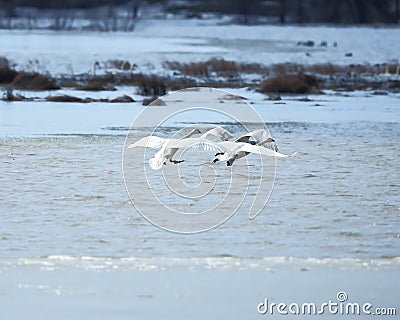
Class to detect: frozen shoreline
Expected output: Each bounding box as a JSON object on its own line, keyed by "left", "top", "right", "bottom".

{"left": 1, "top": 20, "right": 400, "bottom": 76}
{"left": 1, "top": 90, "right": 399, "bottom": 138}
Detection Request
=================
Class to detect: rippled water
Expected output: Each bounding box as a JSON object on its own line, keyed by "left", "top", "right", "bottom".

{"left": 1, "top": 121, "right": 399, "bottom": 259}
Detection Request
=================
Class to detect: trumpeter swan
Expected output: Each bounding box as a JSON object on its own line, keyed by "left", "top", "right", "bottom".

{"left": 128, "top": 126, "right": 293, "bottom": 170}
{"left": 127, "top": 128, "right": 201, "bottom": 170}
{"left": 158, "top": 136, "right": 292, "bottom": 167}
{"left": 211, "top": 128, "right": 279, "bottom": 166}
{"left": 213, "top": 140, "right": 286, "bottom": 166}
{"left": 169, "top": 138, "right": 291, "bottom": 166}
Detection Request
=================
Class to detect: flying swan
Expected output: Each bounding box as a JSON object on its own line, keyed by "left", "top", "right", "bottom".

{"left": 128, "top": 127, "right": 294, "bottom": 170}
{"left": 127, "top": 128, "right": 201, "bottom": 170}
{"left": 199, "top": 127, "right": 281, "bottom": 166}
{"left": 212, "top": 129, "right": 280, "bottom": 166}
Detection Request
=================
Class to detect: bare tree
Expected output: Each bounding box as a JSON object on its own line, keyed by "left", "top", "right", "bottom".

{"left": 297, "top": 0, "right": 304, "bottom": 23}
{"left": 279, "top": 0, "right": 285, "bottom": 24}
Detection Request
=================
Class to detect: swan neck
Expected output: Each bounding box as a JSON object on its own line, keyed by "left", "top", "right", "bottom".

{"left": 183, "top": 129, "right": 198, "bottom": 138}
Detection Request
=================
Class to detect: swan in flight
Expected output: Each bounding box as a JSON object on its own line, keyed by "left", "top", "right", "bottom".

{"left": 168, "top": 138, "right": 291, "bottom": 167}
{"left": 233, "top": 129, "right": 278, "bottom": 151}
{"left": 127, "top": 128, "right": 201, "bottom": 170}
{"left": 202, "top": 127, "right": 280, "bottom": 166}
{"left": 201, "top": 127, "right": 277, "bottom": 149}
{"left": 128, "top": 126, "right": 294, "bottom": 170}
{"left": 213, "top": 140, "right": 284, "bottom": 166}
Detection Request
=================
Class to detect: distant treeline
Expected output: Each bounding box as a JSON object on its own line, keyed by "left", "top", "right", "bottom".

{"left": 169, "top": 0, "right": 400, "bottom": 24}
{"left": 0, "top": 0, "right": 142, "bottom": 31}
{"left": 0, "top": 0, "right": 133, "bottom": 10}
{"left": 0, "top": 0, "right": 399, "bottom": 26}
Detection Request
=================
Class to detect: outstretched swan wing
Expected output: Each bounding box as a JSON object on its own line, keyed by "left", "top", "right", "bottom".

{"left": 163, "top": 138, "right": 220, "bottom": 151}
{"left": 236, "top": 143, "right": 290, "bottom": 158}
{"left": 148, "top": 149, "right": 166, "bottom": 170}
{"left": 200, "top": 126, "right": 234, "bottom": 141}
{"left": 235, "top": 129, "right": 271, "bottom": 143}
{"left": 127, "top": 136, "right": 167, "bottom": 149}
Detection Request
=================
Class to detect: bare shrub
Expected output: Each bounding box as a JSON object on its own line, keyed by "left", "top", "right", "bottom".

{"left": 0, "top": 67, "right": 18, "bottom": 84}
{"left": 136, "top": 75, "right": 166, "bottom": 96}
{"left": 11, "top": 72, "right": 59, "bottom": 90}
{"left": 260, "top": 74, "right": 319, "bottom": 94}
{"left": 0, "top": 57, "right": 10, "bottom": 69}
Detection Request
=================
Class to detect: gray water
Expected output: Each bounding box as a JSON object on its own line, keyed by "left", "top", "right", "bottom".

{"left": 1, "top": 121, "right": 399, "bottom": 260}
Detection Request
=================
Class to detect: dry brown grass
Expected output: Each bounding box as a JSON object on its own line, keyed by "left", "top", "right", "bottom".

{"left": 308, "top": 64, "right": 346, "bottom": 75}
{"left": 165, "top": 58, "right": 268, "bottom": 77}
{"left": 260, "top": 74, "right": 319, "bottom": 94}
{"left": 387, "top": 64, "right": 400, "bottom": 74}
{"left": 267, "top": 63, "right": 400, "bottom": 77}
{"left": 270, "top": 63, "right": 304, "bottom": 75}
{"left": 11, "top": 72, "right": 59, "bottom": 90}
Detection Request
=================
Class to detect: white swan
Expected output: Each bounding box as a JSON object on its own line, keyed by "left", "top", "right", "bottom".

{"left": 213, "top": 140, "right": 289, "bottom": 166}
{"left": 128, "top": 126, "right": 293, "bottom": 170}
{"left": 127, "top": 128, "right": 201, "bottom": 170}
{"left": 210, "top": 128, "right": 280, "bottom": 166}
{"left": 201, "top": 127, "right": 277, "bottom": 149}
{"left": 168, "top": 138, "right": 291, "bottom": 166}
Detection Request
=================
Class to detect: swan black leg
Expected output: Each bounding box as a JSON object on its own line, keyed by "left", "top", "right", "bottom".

{"left": 215, "top": 152, "right": 224, "bottom": 157}
{"left": 170, "top": 159, "right": 184, "bottom": 164}
{"left": 212, "top": 158, "right": 219, "bottom": 163}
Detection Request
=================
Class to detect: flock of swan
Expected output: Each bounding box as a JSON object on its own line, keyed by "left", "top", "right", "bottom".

{"left": 128, "top": 126, "right": 295, "bottom": 170}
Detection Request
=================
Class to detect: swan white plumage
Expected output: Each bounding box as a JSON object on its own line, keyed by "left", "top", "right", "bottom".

{"left": 208, "top": 128, "right": 280, "bottom": 166}
{"left": 234, "top": 129, "right": 278, "bottom": 151}
{"left": 128, "top": 126, "right": 294, "bottom": 170}
{"left": 201, "top": 127, "right": 277, "bottom": 149}
{"left": 213, "top": 140, "right": 289, "bottom": 166}
{"left": 200, "top": 126, "right": 234, "bottom": 141}
{"left": 165, "top": 138, "right": 291, "bottom": 166}
{"left": 127, "top": 128, "right": 201, "bottom": 170}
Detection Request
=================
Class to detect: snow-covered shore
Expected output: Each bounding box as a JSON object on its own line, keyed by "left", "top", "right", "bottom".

{"left": 1, "top": 19, "right": 399, "bottom": 77}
